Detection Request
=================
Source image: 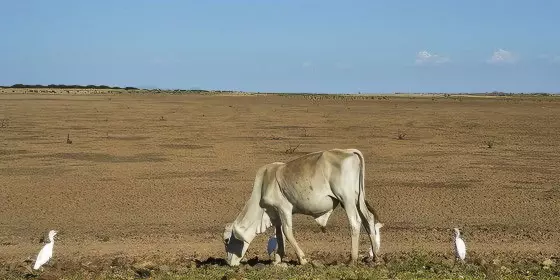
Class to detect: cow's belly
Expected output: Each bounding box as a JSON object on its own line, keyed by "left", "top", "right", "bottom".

{"left": 288, "top": 189, "right": 336, "bottom": 217}
{"left": 293, "top": 195, "right": 335, "bottom": 217}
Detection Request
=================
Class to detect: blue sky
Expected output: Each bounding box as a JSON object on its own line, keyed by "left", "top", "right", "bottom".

{"left": 1, "top": 0, "right": 559, "bottom": 93}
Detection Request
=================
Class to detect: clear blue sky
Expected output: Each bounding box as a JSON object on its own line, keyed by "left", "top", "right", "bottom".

{"left": 1, "top": 0, "right": 559, "bottom": 93}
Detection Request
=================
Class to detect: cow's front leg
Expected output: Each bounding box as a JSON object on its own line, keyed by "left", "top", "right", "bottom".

{"left": 279, "top": 208, "right": 308, "bottom": 265}
{"left": 273, "top": 224, "right": 286, "bottom": 265}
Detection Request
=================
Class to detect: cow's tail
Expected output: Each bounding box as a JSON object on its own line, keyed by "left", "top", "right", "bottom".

{"left": 232, "top": 165, "right": 272, "bottom": 243}
{"left": 351, "top": 149, "right": 377, "bottom": 235}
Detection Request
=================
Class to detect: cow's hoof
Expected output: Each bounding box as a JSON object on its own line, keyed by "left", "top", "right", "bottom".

{"left": 274, "top": 262, "right": 288, "bottom": 268}
{"left": 299, "top": 259, "right": 308, "bottom": 266}
{"left": 271, "top": 254, "right": 281, "bottom": 264}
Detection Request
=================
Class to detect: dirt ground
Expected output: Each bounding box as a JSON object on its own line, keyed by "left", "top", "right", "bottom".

{"left": 0, "top": 89, "right": 559, "bottom": 272}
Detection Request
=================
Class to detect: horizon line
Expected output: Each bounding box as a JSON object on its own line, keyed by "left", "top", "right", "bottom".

{"left": 1, "top": 83, "right": 559, "bottom": 95}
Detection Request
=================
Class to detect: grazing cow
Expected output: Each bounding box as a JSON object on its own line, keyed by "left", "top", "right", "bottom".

{"left": 223, "top": 148, "right": 382, "bottom": 266}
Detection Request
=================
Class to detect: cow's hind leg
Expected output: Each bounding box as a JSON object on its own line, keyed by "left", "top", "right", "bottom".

{"left": 341, "top": 202, "right": 362, "bottom": 265}
{"left": 278, "top": 207, "right": 308, "bottom": 265}
{"left": 359, "top": 211, "right": 379, "bottom": 262}
{"left": 357, "top": 200, "right": 382, "bottom": 262}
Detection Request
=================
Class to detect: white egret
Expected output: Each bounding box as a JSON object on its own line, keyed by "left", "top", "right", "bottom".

{"left": 33, "top": 230, "right": 58, "bottom": 270}
{"left": 453, "top": 228, "right": 466, "bottom": 262}
{"left": 267, "top": 234, "right": 277, "bottom": 257}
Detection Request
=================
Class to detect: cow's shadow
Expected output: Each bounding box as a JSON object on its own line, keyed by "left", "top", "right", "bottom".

{"left": 194, "top": 257, "right": 299, "bottom": 267}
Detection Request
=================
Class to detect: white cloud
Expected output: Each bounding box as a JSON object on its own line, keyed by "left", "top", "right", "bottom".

{"left": 487, "top": 49, "right": 517, "bottom": 64}
{"left": 415, "top": 50, "right": 450, "bottom": 65}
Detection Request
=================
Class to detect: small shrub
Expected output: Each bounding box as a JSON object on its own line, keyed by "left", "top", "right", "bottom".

{"left": 97, "top": 235, "right": 110, "bottom": 242}
{"left": 485, "top": 140, "right": 494, "bottom": 149}
{"left": 397, "top": 131, "right": 406, "bottom": 140}
{"left": 285, "top": 144, "right": 301, "bottom": 154}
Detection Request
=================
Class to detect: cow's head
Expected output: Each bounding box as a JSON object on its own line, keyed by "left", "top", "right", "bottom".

{"left": 223, "top": 222, "right": 250, "bottom": 266}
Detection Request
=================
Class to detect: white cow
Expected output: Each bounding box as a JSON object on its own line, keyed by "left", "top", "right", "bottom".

{"left": 223, "top": 148, "right": 382, "bottom": 266}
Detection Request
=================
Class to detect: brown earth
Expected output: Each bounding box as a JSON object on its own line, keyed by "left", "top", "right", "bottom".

{"left": 0, "top": 89, "right": 559, "bottom": 272}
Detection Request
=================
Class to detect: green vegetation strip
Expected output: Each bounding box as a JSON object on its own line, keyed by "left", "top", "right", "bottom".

{"left": 1, "top": 252, "right": 558, "bottom": 280}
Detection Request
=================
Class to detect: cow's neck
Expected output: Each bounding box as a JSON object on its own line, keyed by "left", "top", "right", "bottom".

{"left": 232, "top": 188, "right": 271, "bottom": 243}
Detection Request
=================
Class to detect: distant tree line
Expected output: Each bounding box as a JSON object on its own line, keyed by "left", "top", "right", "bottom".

{"left": 1, "top": 84, "right": 139, "bottom": 90}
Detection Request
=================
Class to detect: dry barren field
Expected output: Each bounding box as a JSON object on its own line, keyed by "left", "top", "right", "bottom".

{"left": 1, "top": 89, "right": 559, "bottom": 279}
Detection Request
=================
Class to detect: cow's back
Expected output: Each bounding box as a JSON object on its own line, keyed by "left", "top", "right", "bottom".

{"left": 273, "top": 149, "right": 357, "bottom": 215}
{"left": 280, "top": 149, "right": 357, "bottom": 184}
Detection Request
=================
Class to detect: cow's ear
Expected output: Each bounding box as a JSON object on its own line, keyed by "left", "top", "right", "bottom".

{"left": 232, "top": 224, "right": 253, "bottom": 243}
{"left": 231, "top": 224, "right": 244, "bottom": 242}
{"left": 378, "top": 223, "right": 384, "bottom": 228}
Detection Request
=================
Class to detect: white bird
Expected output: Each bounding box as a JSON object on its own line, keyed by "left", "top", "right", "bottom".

{"left": 33, "top": 230, "right": 58, "bottom": 270}
{"left": 267, "top": 234, "right": 278, "bottom": 257}
{"left": 453, "top": 227, "right": 466, "bottom": 262}
{"left": 368, "top": 222, "right": 384, "bottom": 258}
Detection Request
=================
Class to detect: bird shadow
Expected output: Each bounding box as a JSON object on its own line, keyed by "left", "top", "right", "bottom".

{"left": 23, "top": 273, "right": 38, "bottom": 279}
